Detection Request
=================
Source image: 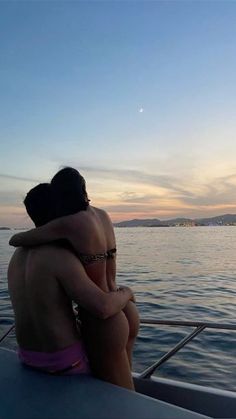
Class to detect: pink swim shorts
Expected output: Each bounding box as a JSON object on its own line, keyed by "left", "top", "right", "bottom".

{"left": 18, "top": 341, "right": 91, "bottom": 375}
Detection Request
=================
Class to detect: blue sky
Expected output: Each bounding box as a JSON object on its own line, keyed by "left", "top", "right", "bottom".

{"left": 1, "top": 1, "right": 236, "bottom": 226}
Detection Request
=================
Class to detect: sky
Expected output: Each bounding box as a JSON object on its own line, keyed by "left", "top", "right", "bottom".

{"left": 1, "top": 0, "right": 236, "bottom": 227}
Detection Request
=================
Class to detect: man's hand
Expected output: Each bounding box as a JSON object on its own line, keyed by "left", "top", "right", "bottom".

{"left": 118, "top": 286, "right": 136, "bottom": 303}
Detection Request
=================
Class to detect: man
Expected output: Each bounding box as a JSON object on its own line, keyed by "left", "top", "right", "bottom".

{"left": 8, "top": 183, "right": 135, "bottom": 389}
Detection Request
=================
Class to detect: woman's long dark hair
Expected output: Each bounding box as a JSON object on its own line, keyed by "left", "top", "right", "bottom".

{"left": 51, "top": 167, "right": 90, "bottom": 217}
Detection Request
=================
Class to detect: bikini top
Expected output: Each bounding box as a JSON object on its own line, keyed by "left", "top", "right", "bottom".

{"left": 78, "top": 248, "right": 116, "bottom": 266}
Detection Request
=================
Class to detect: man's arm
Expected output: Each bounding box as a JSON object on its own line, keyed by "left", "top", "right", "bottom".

{"left": 56, "top": 249, "right": 134, "bottom": 320}
{"left": 9, "top": 216, "right": 72, "bottom": 247}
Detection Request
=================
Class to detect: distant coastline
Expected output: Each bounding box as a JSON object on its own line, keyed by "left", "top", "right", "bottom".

{"left": 113, "top": 214, "right": 236, "bottom": 228}
{"left": 2, "top": 214, "right": 236, "bottom": 230}
{"left": 0, "top": 227, "right": 27, "bottom": 231}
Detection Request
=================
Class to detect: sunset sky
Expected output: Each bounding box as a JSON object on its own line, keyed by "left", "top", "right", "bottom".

{"left": 1, "top": 1, "right": 236, "bottom": 227}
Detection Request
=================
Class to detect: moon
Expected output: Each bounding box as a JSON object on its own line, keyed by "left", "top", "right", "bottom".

{"left": 139, "top": 108, "right": 144, "bottom": 113}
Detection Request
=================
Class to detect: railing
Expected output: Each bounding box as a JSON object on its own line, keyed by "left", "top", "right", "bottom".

{"left": 138, "top": 319, "right": 236, "bottom": 379}
{"left": 2, "top": 319, "right": 236, "bottom": 381}
{"left": 0, "top": 324, "right": 15, "bottom": 344}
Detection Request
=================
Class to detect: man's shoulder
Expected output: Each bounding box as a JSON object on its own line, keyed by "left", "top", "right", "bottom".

{"left": 24, "top": 243, "right": 75, "bottom": 264}
{"left": 9, "top": 247, "right": 28, "bottom": 266}
{"left": 32, "top": 244, "right": 79, "bottom": 274}
{"left": 36, "top": 243, "right": 75, "bottom": 256}
{"left": 39, "top": 243, "right": 83, "bottom": 280}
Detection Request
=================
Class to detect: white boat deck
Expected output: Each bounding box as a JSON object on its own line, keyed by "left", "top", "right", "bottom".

{"left": 0, "top": 348, "right": 210, "bottom": 419}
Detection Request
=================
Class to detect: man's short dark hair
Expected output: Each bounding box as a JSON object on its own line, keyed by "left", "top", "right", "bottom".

{"left": 24, "top": 183, "right": 55, "bottom": 227}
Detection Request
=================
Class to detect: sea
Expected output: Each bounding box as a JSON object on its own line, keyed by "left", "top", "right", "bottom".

{"left": 1, "top": 226, "right": 236, "bottom": 391}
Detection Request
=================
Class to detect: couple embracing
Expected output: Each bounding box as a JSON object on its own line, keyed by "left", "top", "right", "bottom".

{"left": 8, "top": 167, "right": 139, "bottom": 390}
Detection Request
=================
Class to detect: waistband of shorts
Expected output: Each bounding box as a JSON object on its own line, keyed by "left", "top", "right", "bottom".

{"left": 18, "top": 341, "right": 90, "bottom": 374}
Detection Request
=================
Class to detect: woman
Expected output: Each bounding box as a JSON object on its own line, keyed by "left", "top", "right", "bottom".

{"left": 10, "top": 167, "right": 140, "bottom": 387}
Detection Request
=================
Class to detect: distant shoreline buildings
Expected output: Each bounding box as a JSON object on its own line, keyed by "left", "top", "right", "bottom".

{"left": 113, "top": 214, "right": 236, "bottom": 228}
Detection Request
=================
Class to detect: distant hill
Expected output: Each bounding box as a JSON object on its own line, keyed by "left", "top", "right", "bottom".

{"left": 113, "top": 214, "right": 236, "bottom": 227}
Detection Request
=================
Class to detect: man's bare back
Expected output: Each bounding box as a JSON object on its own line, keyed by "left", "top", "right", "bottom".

{"left": 8, "top": 245, "right": 81, "bottom": 351}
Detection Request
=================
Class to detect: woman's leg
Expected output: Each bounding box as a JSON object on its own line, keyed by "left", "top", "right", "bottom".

{"left": 81, "top": 311, "right": 134, "bottom": 390}
{"left": 122, "top": 301, "right": 140, "bottom": 368}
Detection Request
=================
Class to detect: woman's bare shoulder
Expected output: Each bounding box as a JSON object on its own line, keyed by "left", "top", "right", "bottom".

{"left": 91, "top": 206, "right": 111, "bottom": 220}
{"left": 41, "top": 213, "right": 84, "bottom": 238}
{"left": 58, "top": 207, "right": 112, "bottom": 232}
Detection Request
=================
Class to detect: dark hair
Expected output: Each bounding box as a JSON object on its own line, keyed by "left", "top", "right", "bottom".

{"left": 24, "top": 183, "right": 55, "bottom": 227}
{"left": 50, "top": 167, "right": 89, "bottom": 217}
{"left": 24, "top": 168, "right": 89, "bottom": 227}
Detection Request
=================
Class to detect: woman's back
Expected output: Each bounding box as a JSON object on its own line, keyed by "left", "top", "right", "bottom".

{"left": 65, "top": 206, "right": 116, "bottom": 292}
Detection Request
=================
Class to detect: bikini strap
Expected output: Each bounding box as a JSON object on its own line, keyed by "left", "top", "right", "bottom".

{"left": 106, "top": 248, "right": 117, "bottom": 259}
{"left": 78, "top": 248, "right": 117, "bottom": 265}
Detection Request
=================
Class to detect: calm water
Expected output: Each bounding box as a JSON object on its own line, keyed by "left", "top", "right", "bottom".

{"left": 1, "top": 227, "right": 236, "bottom": 391}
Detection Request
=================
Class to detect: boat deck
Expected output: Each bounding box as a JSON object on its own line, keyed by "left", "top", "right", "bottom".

{"left": 0, "top": 348, "right": 210, "bottom": 419}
